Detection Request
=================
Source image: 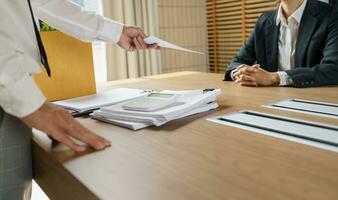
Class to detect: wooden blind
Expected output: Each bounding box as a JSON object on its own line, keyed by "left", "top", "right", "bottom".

{"left": 206, "top": 0, "right": 277, "bottom": 73}
{"left": 158, "top": 0, "right": 209, "bottom": 74}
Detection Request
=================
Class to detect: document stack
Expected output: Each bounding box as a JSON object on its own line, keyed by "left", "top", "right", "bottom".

{"left": 91, "top": 89, "right": 221, "bottom": 130}
{"left": 54, "top": 88, "right": 148, "bottom": 116}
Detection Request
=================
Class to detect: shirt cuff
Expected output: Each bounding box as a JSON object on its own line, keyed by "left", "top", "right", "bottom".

{"left": 230, "top": 65, "right": 244, "bottom": 80}
{"left": 0, "top": 75, "right": 46, "bottom": 118}
{"left": 97, "top": 18, "right": 124, "bottom": 44}
{"left": 277, "top": 71, "right": 293, "bottom": 86}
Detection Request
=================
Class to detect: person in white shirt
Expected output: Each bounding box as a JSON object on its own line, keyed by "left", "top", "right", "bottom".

{"left": 225, "top": 0, "right": 338, "bottom": 88}
{"left": 0, "top": 0, "right": 157, "bottom": 199}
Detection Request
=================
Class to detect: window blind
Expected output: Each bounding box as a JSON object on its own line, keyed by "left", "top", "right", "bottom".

{"left": 158, "top": 0, "right": 209, "bottom": 73}
{"left": 206, "top": 0, "right": 277, "bottom": 73}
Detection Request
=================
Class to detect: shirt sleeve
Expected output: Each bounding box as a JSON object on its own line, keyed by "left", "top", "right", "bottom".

{"left": 277, "top": 71, "right": 293, "bottom": 86}
{"left": 31, "top": 0, "right": 124, "bottom": 43}
{"left": 0, "top": 51, "right": 46, "bottom": 118}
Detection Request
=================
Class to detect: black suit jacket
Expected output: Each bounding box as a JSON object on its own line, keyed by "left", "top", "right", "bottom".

{"left": 225, "top": 0, "right": 338, "bottom": 88}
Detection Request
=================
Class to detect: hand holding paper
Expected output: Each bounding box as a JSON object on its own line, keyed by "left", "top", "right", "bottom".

{"left": 144, "top": 36, "right": 204, "bottom": 54}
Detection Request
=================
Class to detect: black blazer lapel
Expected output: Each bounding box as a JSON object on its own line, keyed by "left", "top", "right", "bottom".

{"left": 265, "top": 13, "right": 279, "bottom": 72}
{"left": 295, "top": 0, "right": 319, "bottom": 68}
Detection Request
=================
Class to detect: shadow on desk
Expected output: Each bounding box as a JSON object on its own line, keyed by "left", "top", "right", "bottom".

{"left": 149, "top": 105, "right": 228, "bottom": 132}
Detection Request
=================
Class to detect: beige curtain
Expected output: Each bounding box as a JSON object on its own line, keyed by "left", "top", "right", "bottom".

{"left": 102, "top": 0, "right": 161, "bottom": 81}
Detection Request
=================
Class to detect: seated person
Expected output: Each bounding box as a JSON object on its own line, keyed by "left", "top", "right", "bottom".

{"left": 224, "top": 0, "right": 338, "bottom": 88}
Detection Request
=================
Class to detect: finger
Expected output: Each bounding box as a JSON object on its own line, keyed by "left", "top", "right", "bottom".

{"left": 239, "top": 74, "right": 255, "bottom": 82}
{"left": 128, "top": 44, "right": 136, "bottom": 52}
{"left": 234, "top": 72, "right": 243, "bottom": 81}
{"left": 67, "top": 124, "right": 110, "bottom": 150}
{"left": 235, "top": 76, "right": 255, "bottom": 84}
{"left": 59, "top": 113, "right": 110, "bottom": 149}
{"left": 68, "top": 118, "right": 110, "bottom": 146}
{"left": 233, "top": 68, "right": 246, "bottom": 78}
{"left": 146, "top": 44, "right": 159, "bottom": 49}
{"left": 83, "top": 131, "right": 111, "bottom": 149}
{"left": 240, "top": 81, "right": 258, "bottom": 87}
{"left": 122, "top": 41, "right": 131, "bottom": 51}
{"left": 137, "top": 36, "right": 147, "bottom": 49}
{"left": 233, "top": 71, "right": 240, "bottom": 78}
{"left": 52, "top": 130, "right": 86, "bottom": 152}
{"left": 60, "top": 135, "right": 86, "bottom": 152}
{"left": 243, "top": 67, "right": 258, "bottom": 74}
{"left": 252, "top": 64, "right": 261, "bottom": 68}
{"left": 235, "top": 77, "right": 244, "bottom": 84}
{"left": 133, "top": 37, "right": 142, "bottom": 50}
{"left": 137, "top": 28, "right": 147, "bottom": 38}
{"left": 238, "top": 64, "right": 249, "bottom": 69}
{"left": 239, "top": 67, "right": 250, "bottom": 74}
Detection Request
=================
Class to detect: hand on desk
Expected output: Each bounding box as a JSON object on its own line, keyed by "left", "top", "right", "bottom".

{"left": 233, "top": 64, "right": 280, "bottom": 87}
{"left": 22, "top": 102, "right": 111, "bottom": 152}
{"left": 118, "top": 26, "right": 159, "bottom": 51}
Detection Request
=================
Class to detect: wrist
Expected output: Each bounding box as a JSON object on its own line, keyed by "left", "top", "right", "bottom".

{"left": 270, "top": 73, "right": 280, "bottom": 86}
{"left": 117, "top": 26, "right": 126, "bottom": 44}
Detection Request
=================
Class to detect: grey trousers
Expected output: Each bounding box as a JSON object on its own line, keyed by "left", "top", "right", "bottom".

{"left": 0, "top": 108, "right": 32, "bottom": 200}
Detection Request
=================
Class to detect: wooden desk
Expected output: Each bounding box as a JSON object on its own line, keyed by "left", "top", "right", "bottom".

{"left": 33, "top": 72, "right": 338, "bottom": 200}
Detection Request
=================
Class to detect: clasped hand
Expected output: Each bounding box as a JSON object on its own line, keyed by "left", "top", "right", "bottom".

{"left": 233, "top": 64, "right": 280, "bottom": 87}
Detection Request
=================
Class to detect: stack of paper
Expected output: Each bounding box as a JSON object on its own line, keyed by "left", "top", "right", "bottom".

{"left": 53, "top": 88, "right": 149, "bottom": 115}
{"left": 91, "top": 89, "right": 221, "bottom": 130}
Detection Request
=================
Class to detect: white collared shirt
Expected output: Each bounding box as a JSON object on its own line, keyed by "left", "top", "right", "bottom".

{"left": 276, "top": 0, "right": 307, "bottom": 86}
{"left": 0, "top": 0, "right": 123, "bottom": 117}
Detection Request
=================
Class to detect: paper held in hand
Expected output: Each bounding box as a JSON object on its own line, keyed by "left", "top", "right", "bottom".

{"left": 144, "top": 36, "right": 204, "bottom": 54}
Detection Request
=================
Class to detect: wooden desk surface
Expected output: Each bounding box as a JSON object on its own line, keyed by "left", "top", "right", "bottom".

{"left": 33, "top": 72, "right": 338, "bottom": 200}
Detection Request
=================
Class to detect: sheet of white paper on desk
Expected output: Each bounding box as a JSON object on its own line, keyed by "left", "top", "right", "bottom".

{"left": 53, "top": 88, "right": 148, "bottom": 113}
{"left": 263, "top": 99, "right": 338, "bottom": 119}
{"left": 144, "top": 36, "right": 204, "bottom": 54}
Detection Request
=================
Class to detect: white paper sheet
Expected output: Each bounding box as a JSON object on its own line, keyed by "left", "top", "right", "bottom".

{"left": 144, "top": 36, "right": 204, "bottom": 54}
{"left": 53, "top": 88, "right": 148, "bottom": 113}
{"left": 208, "top": 111, "right": 338, "bottom": 153}
{"left": 264, "top": 99, "right": 338, "bottom": 119}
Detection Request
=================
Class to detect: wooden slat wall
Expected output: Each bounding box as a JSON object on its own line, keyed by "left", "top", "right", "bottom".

{"left": 158, "top": 0, "right": 209, "bottom": 73}
{"left": 206, "top": 0, "right": 277, "bottom": 73}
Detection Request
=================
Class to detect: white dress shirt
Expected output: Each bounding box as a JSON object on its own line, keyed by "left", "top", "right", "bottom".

{"left": 276, "top": 0, "right": 307, "bottom": 86}
{"left": 0, "top": 0, "right": 123, "bottom": 118}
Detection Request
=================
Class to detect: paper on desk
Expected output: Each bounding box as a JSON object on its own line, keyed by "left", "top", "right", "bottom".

{"left": 92, "top": 102, "right": 219, "bottom": 130}
{"left": 144, "top": 36, "right": 204, "bottom": 54}
{"left": 208, "top": 111, "right": 338, "bottom": 153}
{"left": 99, "top": 89, "right": 221, "bottom": 122}
{"left": 53, "top": 88, "right": 148, "bottom": 113}
{"left": 263, "top": 99, "right": 338, "bottom": 119}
